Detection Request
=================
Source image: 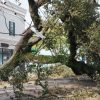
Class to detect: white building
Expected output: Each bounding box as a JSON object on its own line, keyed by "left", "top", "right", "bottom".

{"left": 0, "top": 0, "right": 26, "bottom": 64}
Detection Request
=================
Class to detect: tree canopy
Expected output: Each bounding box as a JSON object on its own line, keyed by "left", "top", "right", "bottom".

{"left": 0, "top": 0, "right": 100, "bottom": 80}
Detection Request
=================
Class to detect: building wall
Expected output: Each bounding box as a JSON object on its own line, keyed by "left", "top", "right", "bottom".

{"left": 0, "top": 0, "right": 26, "bottom": 64}
{"left": 0, "top": 0, "right": 26, "bottom": 49}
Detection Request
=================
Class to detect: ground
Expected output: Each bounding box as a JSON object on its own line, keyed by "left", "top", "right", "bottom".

{"left": 0, "top": 75, "right": 100, "bottom": 100}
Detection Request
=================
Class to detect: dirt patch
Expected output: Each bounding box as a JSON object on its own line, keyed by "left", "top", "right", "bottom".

{"left": 0, "top": 75, "right": 100, "bottom": 100}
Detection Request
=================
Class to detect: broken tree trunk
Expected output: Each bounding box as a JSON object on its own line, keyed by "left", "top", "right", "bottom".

{"left": 0, "top": 0, "right": 46, "bottom": 80}
{"left": 0, "top": 28, "right": 42, "bottom": 80}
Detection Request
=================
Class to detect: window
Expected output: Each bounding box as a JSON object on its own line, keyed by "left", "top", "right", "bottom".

{"left": 0, "top": 43, "right": 13, "bottom": 64}
{"left": 9, "top": 21, "right": 15, "bottom": 36}
{"left": 0, "top": 48, "right": 13, "bottom": 64}
{"left": 1, "top": 43, "right": 9, "bottom": 47}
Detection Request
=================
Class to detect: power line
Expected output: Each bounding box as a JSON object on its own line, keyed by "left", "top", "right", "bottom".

{"left": 0, "top": 31, "right": 26, "bottom": 36}
{"left": 0, "top": 40, "right": 45, "bottom": 47}
{"left": 0, "top": 32, "right": 9, "bottom": 34}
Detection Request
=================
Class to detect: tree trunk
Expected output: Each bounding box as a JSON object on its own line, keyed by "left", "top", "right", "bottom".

{"left": 66, "top": 29, "right": 96, "bottom": 78}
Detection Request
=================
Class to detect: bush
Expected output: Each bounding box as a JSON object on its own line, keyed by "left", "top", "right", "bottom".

{"left": 49, "top": 65, "right": 75, "bottom": 78}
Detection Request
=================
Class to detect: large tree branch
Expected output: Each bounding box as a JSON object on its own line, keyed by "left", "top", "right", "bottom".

{"left": 28, "top": 0, "right": 42, "bottom": 31}
{"left": 34, "top": 0, "right": 51, "bottom": 7}
{"left": 28, "top": 0, "right": 51, "bottom": 31}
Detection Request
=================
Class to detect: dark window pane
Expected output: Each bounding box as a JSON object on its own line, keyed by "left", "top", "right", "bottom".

{"left": 9, "top": 21, "right": 15, "bottom": 36}
{"left": 0, "top": 48, "right": 13, "bottom": 64}
{"left": 1, "top": 43, "right": 9, "bottom": 47}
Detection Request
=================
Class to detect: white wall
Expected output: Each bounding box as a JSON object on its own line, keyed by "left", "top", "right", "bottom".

{"left": 0, "top": 0, "right": 26, "bottom": 49}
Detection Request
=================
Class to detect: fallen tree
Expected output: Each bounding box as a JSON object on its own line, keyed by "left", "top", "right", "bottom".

{"left": 0, "top": 0, "right": 48, "bottom": 79}
{"left": 0, "top": 28, "right": 42, "bottom": 80}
